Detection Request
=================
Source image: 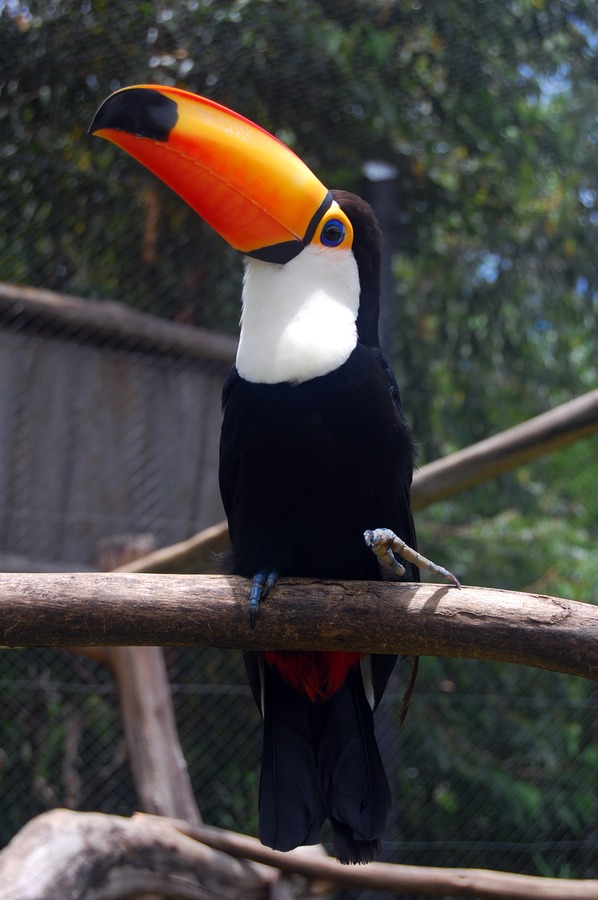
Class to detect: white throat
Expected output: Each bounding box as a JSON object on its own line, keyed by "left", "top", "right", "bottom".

{"left": 236, "top": 244, "right": 360, "bottom": 384}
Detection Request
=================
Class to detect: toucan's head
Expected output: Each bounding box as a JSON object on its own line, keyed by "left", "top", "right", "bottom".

{"left": 90, "top": 85, "right": 382, "bottom": 380}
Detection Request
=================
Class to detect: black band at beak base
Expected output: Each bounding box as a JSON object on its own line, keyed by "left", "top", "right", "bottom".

{"left": 246, "top": 192, "right": 334, "bottom": 264}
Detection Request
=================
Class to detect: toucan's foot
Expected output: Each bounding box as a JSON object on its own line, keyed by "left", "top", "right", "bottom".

{"left": 364, "top": 528, "right": 461, "bottom": 589}
{"left": 249, "top": 568, "right": 278, "bottom": 629}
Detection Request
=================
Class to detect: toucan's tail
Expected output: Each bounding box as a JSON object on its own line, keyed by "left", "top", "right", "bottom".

{"left": 257, "top": 659, "right": 391, "bottom": 864}
{"left": 319, "top": 666, "right": 391, "bottom": 864}
{"left": 258, "top": 662, "right": 325, "bottom": 852}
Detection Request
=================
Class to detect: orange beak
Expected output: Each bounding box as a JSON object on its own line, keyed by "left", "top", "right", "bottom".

{"left": 89, "top": 85, "right": 351, "bottom": 263}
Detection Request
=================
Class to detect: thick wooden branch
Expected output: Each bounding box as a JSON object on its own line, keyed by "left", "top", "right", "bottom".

{"left": 0, "top": 809, "right": 276, "bottom": 900}
{"left": 1, "top": 574, "right": 596, "bottom": 680}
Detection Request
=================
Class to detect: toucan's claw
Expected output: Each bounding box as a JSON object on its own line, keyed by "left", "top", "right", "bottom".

{"left": 248, "top": 568, "right": 278, "bottom": 629}
{"left": 364, "top": 528, "right": 461, "bottom": 589}
{"left": 263, "top": 569, "right": 278, "bottom": 597}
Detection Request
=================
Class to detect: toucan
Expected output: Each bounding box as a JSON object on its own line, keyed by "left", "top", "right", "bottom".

{"left": 89, "top": 86, "right": 459, "bottom": 864}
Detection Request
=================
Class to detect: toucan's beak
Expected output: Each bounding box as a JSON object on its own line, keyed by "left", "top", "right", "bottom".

{"left": 89, "top": 85, "right": 352, "bottom": 263}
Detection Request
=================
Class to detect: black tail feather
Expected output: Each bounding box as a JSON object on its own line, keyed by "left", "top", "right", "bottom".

{"left": 317, "top": 667, "right": 391, "bottom": 860}
{"left": 255, "top": 659, "right": 391, "bottom": 863}
{"left": 330, "top": 819, "right": 382, "bottom": 865}
{"left": 258, "top": 664, "right": 325, "bottom": 851}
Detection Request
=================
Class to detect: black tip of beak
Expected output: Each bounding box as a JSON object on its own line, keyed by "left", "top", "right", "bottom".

{"left": 88, "top": 87, "right": 178, "bottom": 140}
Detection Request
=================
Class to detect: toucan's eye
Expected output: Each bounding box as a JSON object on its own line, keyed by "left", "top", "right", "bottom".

{"left": 320, "top": 218, "right": 346, "bottom": 247}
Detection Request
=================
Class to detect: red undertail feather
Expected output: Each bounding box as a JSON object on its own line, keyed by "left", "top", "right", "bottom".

{"left": 263, "top": 650, "right": 362, "bottom": 702}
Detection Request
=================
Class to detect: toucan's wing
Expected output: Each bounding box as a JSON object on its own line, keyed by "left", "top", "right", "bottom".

{"left": 368, "top": 346, "right": 420, "bottom": 717}
{"left": 219, "top": 365, "right": 241, "bottom": 545}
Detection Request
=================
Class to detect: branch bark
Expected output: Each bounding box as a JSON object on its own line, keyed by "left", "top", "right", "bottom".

{"left": 107, "top": 645, "right": 202, "bottom": 825}
{"left": 1, "top": 574, "right": 597, "bottom": 680}
{"left": 118, "top": 521, "right": 231, "bottom": 575}
{"left": 0, "top": 809, "right": 276, "bottom": 900}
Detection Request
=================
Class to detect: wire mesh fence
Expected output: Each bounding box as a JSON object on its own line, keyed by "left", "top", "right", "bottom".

{"left": 2, "top": 646, "right": 596, "bottom": 883}
{"left": 1, "top": 0, "right": 598, "bottom": 893}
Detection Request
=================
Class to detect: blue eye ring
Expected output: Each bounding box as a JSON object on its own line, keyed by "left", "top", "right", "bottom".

{"left": 320, "top": 218, "right": 346, "bottom": 247}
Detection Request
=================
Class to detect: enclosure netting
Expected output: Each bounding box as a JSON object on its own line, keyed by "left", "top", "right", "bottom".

{"left": 1, "top": 2, "right": 597, "bottom": 893}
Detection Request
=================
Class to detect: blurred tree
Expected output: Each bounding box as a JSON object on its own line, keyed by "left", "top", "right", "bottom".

{"left": 1, "top": 0, "right": 596, "bottom": 426}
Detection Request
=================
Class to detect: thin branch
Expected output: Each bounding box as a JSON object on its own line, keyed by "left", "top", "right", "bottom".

{"left": 1, "top": 574, "right": 596, "bottom": 680}
{"left": 116, "top": 389, "right": 598, "bottom": 575}
{"left": 411, "top": 388, "right": 598, "bottom": 509}
{"left": 172, "top": 816, "right": 598, "bottom": 899}
{"left": 118, "top": 520, "right": 231, "bottom": 575}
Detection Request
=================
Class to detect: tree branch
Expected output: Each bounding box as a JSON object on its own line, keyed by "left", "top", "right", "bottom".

{"left": 1, "top": 574, "right": 596, "bottom": 680}
{"left": 411, "top": 388, "right": 598, "bottom": 509}
{"left": 114, "top": 389, "right": 598, "bottom": 576}
{"left": 2, "top": 808, "right": 597, "bottom": 900}
{"left": 107, "top": 645, "right": 202, "bottom": 825}
{"left": 0, "top": 809, "right": 275, "bottom": 900}
{"left": 177, "top": 816, "right": 598, "bottom": 899}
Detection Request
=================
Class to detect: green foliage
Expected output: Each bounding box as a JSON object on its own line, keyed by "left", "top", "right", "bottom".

{"left": 167, "top": 647, "right": 262, "bottom": 834}
{"left": 0, "top": 650, "right": 136, "bottom": 848}
{"left": 398, "top": 655, "right": 598, "bottom": 875}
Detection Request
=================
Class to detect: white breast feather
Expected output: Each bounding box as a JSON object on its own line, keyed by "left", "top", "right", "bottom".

{"left": 236, "top": 244, "right": 360, "bottom": 385}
